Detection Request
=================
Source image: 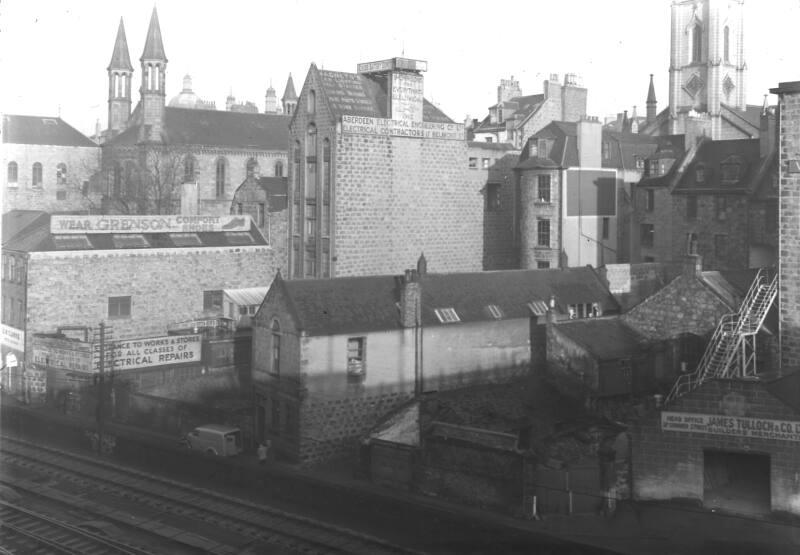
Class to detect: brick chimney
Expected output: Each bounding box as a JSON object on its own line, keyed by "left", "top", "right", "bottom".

{"left": 400, "top": 268, "right": 421, "bottom": 328}
{"left": 682, "top": 254, "right": 703, "bottom": 278}
{"left": 760, "top": 96, "right": 777, "bottom": 158}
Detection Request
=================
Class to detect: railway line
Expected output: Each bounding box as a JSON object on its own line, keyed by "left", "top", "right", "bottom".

{"left": 0, "top": 500, "right": 153, "bottom": 554}
{"left": 0, "top": 434, "right": 420, "bottom": 555}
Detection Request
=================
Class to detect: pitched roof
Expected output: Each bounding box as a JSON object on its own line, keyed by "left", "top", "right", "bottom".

{"left": 672, "top": 138, "right": 761, "bottom": 193}
{"left": 721, "top": 103, "right": 763, "bottom": 133}
{"left": 646, "top": 74, "right": 657, "bottom": 104}
{"left": 3, "top": 115, "right": 97, "bottom": 147}
{"left": 2, "top": 210, "right": 50, "bottom": 245}
{"left": 2, "top": 213, "right": 267, "bottom": 253}
{"left": 282, "top": 74, "right": 297, "bottom": 102}
{"left": 554, "top": 317, "right": 647, "bottom": 361}
{"left": 271, "top": 267, "right": 619, "bottom": 336}
{"left": 105, "top": 107, "right": 290, "bottom": 149}
{"left": 315, "top": 66, "right": 453, "bottom": 124}
{"left": 108, "top": 17, "right": 133, "bottom": 71}
{"left": 140, "top": 7, "right": 166, "bottom": 61}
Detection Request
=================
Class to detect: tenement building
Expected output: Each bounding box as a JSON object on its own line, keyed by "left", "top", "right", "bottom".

{"left": 100, "top": 9, "right": 291, "bottom": 216}
{"left": 287, "top": 57, "right": 478, "bottom": 278}
{"left": 0, "top": 212, "right": 280, "bottom": 398}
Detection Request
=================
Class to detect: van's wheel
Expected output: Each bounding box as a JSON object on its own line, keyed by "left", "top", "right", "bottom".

{"left": 205, "top": 448, "right": 217, "bottom": 456}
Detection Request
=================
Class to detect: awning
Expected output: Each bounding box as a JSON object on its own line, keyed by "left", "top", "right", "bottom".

{"left": 223, "top": 287, "right": 269, "bottom": 307}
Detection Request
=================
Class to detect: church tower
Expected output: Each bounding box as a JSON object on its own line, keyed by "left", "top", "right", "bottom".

{"left": 107, "top": 17, "right": 133, "bottom": 135}
{"left": 282, "top": 74, "right": 298, "bottom": 115}
{"left": 668, "top": 0, "right": 746, "bottom": 139}
{"left": 139, "top": 7, "right": 168, "bottom": 142}
{"left": 265, "top": 82, "right": 278, "bottom": 114}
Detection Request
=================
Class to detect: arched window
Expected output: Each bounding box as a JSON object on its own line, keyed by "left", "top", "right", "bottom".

{"left": 56, "top": 163, "right": 67, "bottom": 185}
{"left": 306, "top": 124, "right": 317, "bottom": 155}
{"left": 308, "top": 90, "right": 316, "bottom": 114}
{"left": 215, "top": 157, "right": 227, "bottom": 197}
{"left": 113, "top": 163, "right": 122, "bottom": 196}
{"left": 274, "top": 161, "right": 284, "bottom": 177}
{"left": 32, "top": 162, "right": 43, "bottom": 187}
{"left": 271, "top": 320, "right": 281, "bottom": 376}
{"left": 246, "top": 158, "right": 258, "bottom": 178}
{"left": 692, "top": 23, "right": 703, "bottom": 63}
{"left": 7, "top": 162, "right": 18, "bottom": 183}
{"left": 184, "top": 155, "right": 195, "bottom": 183}
{"left": 723, "top": 26, "right": 730, "bottom": 62}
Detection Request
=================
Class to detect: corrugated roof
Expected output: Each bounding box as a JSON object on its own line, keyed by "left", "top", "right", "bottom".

{"left": 554, "top": 317, "right": 647, "bottom": 361}
{"left": 272, "top": 267, "right": 619, "bottom": 336}
{"left": 224, "top": 287, "right": 270, "bottom": 307}
{"left": 3, "top": 115, "right": 97, "bottom": 147}
{"left": 106, "top": 107, "right": 290, "bottom": 149}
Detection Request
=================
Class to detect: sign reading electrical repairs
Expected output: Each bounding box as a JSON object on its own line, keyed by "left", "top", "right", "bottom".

{"left": 662, "top": 411, "right": 800, "bottom": 443}
{"left": 50, "top": 215, "right": 251, "bottom": 234}
{"left": 342, "top": 115, "right": 464, "bottom": 141}
{"left": 97, "top": 334, "right": 202, "bottom": 371}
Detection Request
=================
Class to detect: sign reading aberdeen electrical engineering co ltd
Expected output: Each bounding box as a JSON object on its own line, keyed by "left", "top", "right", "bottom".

{"left": 97, "top": 334, "right": 203, "bottom": 372}
{"left": 661, "top": 411, "right": 800, "bottom": 443}
{"left": 50, "top": 215, "right": 251, "bottom": 234}
{"left": 342, "top": 115, "right": 464, "bottom": 141}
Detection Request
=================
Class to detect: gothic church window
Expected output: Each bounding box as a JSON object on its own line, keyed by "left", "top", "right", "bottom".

{"left": 184, "top": 155, "right": 195, "bottom": 183}
{"left": 271, "top": 320, "right": 281, "bottom": 376}
{"left": 306, "top": 124, "right": 317, "bottom": 156}
{"left": 7, "top": 162, "right": 17, "bottom": 184}
{"left": 274, "top": 160, "right": 284, "bottom": 177}
{"left": 246, "top": 158, "right": 258, "bottom": 178}
{"left": 308, "top": 90, "right": 316, "bottom": 114}
{"left": 215, "top": 158, "right": 227, "bottom": 197}
{"left": 692, "top": 24, "right": 702, "bottom": 63}
{"left": 32, "top": 162, "right": 43, "bottom": 187}
{"left": 723, "top": 26, "right": 730, "bottom": 62}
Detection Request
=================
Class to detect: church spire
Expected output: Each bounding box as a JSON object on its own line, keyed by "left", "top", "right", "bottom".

{"left": 282, "top": 73, "right": 298, "bottom": 115}
{"left": 108, "top": 17, "right": 133, "bottom": 71}
{"left": 646, "top": 74, "right": 657, "bottom": 124}
{"left": 141, "top": 6, "right": 167, "bottom": 62}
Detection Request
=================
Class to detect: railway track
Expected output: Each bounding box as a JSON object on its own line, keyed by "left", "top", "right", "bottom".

{"left": 0, "top": 500, "right": 152, "bottom": 554}
{"left": 0, "top": 435, "right": 420, "bottom": 555}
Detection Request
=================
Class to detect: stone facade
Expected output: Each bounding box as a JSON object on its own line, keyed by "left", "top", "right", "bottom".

{"left": 633, "top": 186, "right": 674, "bottom": 263}
{"left": 3, "top": 143, "right": 101, "bottom": 213}
{"left": 518, "top": 169, "right": 561, "bottom": 269}
{"left": 632, "top": 379, "right": 800, "bottom": 516}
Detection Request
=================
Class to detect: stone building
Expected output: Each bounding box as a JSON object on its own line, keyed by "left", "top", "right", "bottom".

{"left": 287, "top": 57, "right": 478, "bottom": 278}
{"left": 230, "top": 175, "right": 288, "bottom": 263}
{"left": 0, "top": 212, "right": 281, "bottom": 395}
{"left": 638, "top": 0, "right": 762, "bottom": 142}
{"left": 514, "top": 119, "right": 678, "bottom": 269}
{"left": 3, "top": 115, "right": 101, "bottom": 214}
{"left": 470, "top": 74, "right": 588, "bottom": 148}
{"left": 100, "top": 8, "right": 291, "bottom": 216}
{"left": 251, "top": 259, "right": 618, "bottom": 463}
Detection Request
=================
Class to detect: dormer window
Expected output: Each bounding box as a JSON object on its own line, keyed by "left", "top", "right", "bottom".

{"left": 720, "top": 156, "right": 742, "bottom": 184}
{"left": 635, "top": 157, "right": 644, "bottom": 170}
{"left": 538, "top": 139, "right": 549, "bottom": 159}
{"left": 486, "top": 305, "right": 503, "bottom": 319}
{"left": 695, "top": 165, "right": 706, "bottom": 183}
{"left": 434, "top": 308, "right": 460, "bottom": 324}
{"left": 647, "top": 159, "right": 661, "bottom": 177}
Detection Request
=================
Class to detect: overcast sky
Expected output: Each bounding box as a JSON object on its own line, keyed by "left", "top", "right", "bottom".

{"left": 2, "top": 0, "right": 799, "bottom": 136}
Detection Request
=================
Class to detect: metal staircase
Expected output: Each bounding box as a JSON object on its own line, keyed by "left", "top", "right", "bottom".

{"left": 665, "top": 268, "right": 777, "bottom": 404}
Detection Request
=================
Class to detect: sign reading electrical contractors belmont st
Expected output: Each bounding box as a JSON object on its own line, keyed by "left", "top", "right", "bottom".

{"left": 50, "top": 215, "right": 251, "bottom": 234}
{"left": 342, "top": 115, "right": 464, "bottom": 141}
{"left": 96, "top": 334, "right": 202, "bottom": 372}
{"left": 661, "top": 411, "right": 800, "bottom": 443}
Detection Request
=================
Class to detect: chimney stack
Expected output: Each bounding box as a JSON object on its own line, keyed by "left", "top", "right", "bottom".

{"left": 400, "top": 268, "right": 421, "bottom": 328}
{"left": 682, "top": 254, "right": 703, "bottom": 278}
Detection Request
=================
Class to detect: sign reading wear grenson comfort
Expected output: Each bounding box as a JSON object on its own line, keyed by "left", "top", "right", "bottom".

{"left": 50, "top": 215, "right": 251, "bottom": 234}
{"left": 342, "top": 115, "right": 465, "bottom": 140}
{"left": 95, "top": 334, "right": 202, "bottom": 372}
{"left": 661, "top": 411, "right": 800, "bottom": 443}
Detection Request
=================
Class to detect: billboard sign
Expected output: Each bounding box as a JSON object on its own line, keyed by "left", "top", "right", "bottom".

{"left": 50, "top": 215, "right": 251, "bottom": 235}
{"left": 662, "top": 411, "right": 800, "bottom": 443}
{"left": 96, "top": 334, "right": 203, "bottom": 372}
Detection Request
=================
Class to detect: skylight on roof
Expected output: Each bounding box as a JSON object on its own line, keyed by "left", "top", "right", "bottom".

{"left": 53, "top": 235, "right": 92, "bottom": 250}
{"left": 170, "top": 233, "right": 202, "bottom": 247}
{"left": 225, "top": 231, "right": 254, "bottom": 245}
{"left": 112, "top": 234, "right": 149, "bottom": 248}
{"left": 434, "top": 308, "right": 460, "bottom": 324}
{"left": 486, "top": 304, "right": 503, "bottom": 319}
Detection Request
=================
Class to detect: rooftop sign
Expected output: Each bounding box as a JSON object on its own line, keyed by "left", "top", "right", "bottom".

{"left": 50, "top": 215, "right": 251, "bottom": 235}
{"left": 357, "top": 57, "right": 428, "bottom": 74}
{"left": 662, "top": 411, "right": 800, "bottom": 443}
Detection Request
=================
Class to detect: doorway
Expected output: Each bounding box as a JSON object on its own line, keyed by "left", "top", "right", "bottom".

{"left": 704, "top": 450, "right": 770, "bottom": 515}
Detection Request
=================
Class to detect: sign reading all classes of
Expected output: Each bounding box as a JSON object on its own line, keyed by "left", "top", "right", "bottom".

{"left": 95, "top": 334, "right": 202, "bottom": 372}
{"left": 661, "top": 411, "right": 800, "bottom": 443}
{"left": 50, "top": 215, "right": 251, "bottom": 234}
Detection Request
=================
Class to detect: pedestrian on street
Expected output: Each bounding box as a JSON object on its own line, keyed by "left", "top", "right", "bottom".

{"left": 257, "top": 442, "right": 268, "bottom": 465}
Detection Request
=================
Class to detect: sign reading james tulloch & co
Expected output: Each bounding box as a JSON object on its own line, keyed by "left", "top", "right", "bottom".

{"left": 661, "top": 411, "right": 800, "bottom": 443}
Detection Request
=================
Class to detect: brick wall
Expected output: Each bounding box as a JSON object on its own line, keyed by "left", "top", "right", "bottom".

{"left": 3, "top": 143, "right": 101, "bottom": 213}
{"left": 518, "top": 168, "right": 561, "bottom": 268}
{"left": 25, "top": 245, "right": 279, "bottom": 360}
{"left": 632, "top": 380, "right": 800, "bottom": 515}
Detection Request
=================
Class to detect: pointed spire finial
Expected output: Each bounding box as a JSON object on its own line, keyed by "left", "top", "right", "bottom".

{"left": 141, "top": 6, "right": 167, "bottom": 62}
{"left": 108, "top": 17, "right": 133, "bottom": 71}
{"left": 647, "top": 73, "right": 657, "bottom": 104}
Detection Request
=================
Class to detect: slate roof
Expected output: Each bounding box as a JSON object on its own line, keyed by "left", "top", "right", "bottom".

{"left": 467, "top": 141, "right": 518, "bottom": 152}
{"left": 270, "top": 267, "right": 619, "bottom": 336}
{"left": 105, "top": 107, "right": 290, "bottom": 149}
{"left": 3, "top": 115, "right": 97, "bottom": 147}
{"left": 672, "top": 138, "right": 761, "bottom": 194}
{"left": 282, "top": 74, "right": 298, "bottom": 102}
{"left": 473, "top": 94, "right": 545, "bottom": 134}
{"left": 2, "top": 210, "right": 50, "bottom": 244}
{"left": 260, "top": 177, "right": 288, "bottom": 212}
{"left": 140, "top": 7, "right": 166, "bottom": 61}
{"left": 553, "top": 317, "right": 647, "bottom": 361}
{"left": 2, "top": 213, "right": 267, "bottom": 252}
{"left": 108, "top": 17, "right": 133, "bottom": 71}
{"left": 315, "top": 67, "right": 453, "bottom": 124}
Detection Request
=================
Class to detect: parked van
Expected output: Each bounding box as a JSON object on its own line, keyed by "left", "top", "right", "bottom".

{"left": 182, "top": 424, "right": 243, "bottom": 456}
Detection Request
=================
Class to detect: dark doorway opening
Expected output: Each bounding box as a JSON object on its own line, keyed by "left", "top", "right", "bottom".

{"left": 704, "top": 450, "right": 770, "bottom": 515}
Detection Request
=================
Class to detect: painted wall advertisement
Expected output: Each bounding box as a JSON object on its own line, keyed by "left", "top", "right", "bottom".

{"left": 342, "top": 114, "right": 464, "bottom": 141}
{"left": 50, "top": 215, "right": 251, "bottom": 234}
{"left": 94, "top": 334, "right": 203, "bottom": 372}
{"left": 1, "top": 324, "right": 25, "bottom": 352}
{"left": 661, "top": 411, "right": 800, "bottom": 443}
